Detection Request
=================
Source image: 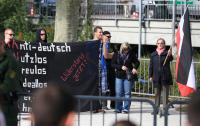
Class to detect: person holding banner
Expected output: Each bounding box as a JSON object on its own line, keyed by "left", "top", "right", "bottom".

{"left": 149, "top": 38, "right": 173, "bottom": 114}
{"left": 93, "top": 26, "right": 114, "bottom": 111}
{"left": 93, "top": 26, "right": 103, "bottom": 41}
{"left": 34, "top": 28, "right": 48, "bottom": 44}
{"left": 93, "top": 26, "right": 105, "bottom": 112}
{"left": 4, "top": 28, "right": 15, "bottom": 45}
{"left": 4, "top": 28, "right": 20, "bottom": 60}
{"left": 0, "top": 39, "right": 21, "bottom": 126}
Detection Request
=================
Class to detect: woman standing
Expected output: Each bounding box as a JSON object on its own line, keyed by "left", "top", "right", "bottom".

{"left": 149, "top": 38, "right": 173, "bottom": 114}
{"left": 112, "top": 42, "right": 139, "bottom": 113}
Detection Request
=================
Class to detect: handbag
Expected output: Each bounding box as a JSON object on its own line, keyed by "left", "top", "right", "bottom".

{"left": 122, "top": 53, "right": 135, "bottom": 81}
{"left": 126, "top": 69, "right": 134, "bottom": 81}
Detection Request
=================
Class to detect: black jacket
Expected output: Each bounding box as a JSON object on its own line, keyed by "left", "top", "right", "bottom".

{"left": 149, "top": 50, "right": 173, "bottom": 87}
{"left": 111, "top": 50, "right": 140, "bottom": 80}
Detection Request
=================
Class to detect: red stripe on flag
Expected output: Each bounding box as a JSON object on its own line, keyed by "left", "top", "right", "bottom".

{"left": 176, "top": 27, "right": 180, "bottom": 50}
{"left": 175, "top": 55, "right": 180, "bottom": 79}
{"left": 177, "top": 83, "right": 195, "bottom": 97}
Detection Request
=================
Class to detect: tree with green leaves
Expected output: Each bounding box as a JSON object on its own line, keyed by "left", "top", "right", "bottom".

{"left": 0, "top": 0, "right": 29, "bottom": 35}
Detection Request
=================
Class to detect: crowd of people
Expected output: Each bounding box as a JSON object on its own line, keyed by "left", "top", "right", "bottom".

{"left": 0, "top": 26, "right": 198, "bottom": 126}
{"left": 92, "top": 26, "right": 140, "bottom": 113}
{"left": 0, "top": 27, "right": 49, "bottom": 126}
{"left": 92, "top": 26, "right": 172, "bottom": 115}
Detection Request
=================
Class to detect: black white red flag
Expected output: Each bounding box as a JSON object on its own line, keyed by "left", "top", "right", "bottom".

{"left": 176, "top": 8, "right": 196, "bottom": 96}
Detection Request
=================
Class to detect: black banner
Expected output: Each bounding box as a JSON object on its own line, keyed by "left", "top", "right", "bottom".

{"left": 17, "top": 41, "right": 100, "bottom": 112}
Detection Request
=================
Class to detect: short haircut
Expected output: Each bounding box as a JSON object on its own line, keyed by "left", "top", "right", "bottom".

{"left": 93, "top": 26, "right": 102, "bottom": 33}
{"left": 32, "top": 85, "right": 76, "bottom": 126}
{"left": 103, "top": 31, "right": 110, "bottom": 35}
{"left": 112, "top": 120, "right": 137, "bottom": 126}
{"left": 4, "top": 28, "right": 13, "bottom": 34}
{"left": 187, "top": 91, "right": 200, "bottom": 126}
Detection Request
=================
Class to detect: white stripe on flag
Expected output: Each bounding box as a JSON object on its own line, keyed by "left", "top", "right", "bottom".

{"left": 187, "top": 60, "right": 196, "bottom": 89}
{"left": 178, "top": 14, "right": 184, "bottom": 56}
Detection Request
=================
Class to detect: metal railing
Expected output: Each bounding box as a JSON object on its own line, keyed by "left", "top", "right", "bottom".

{"left": 75, "top": 95, "right": 157, "bottom": 126}
{"left": 26, "top": 0, "right": 200, "bottom": 21}
{"left": 133, "top": 59, "right": 200, "bottom": 98}
{"left": 164, "top": 100, "right": 189, "bottom": 126}
{"left": 18, "top": 95, "right": 189, "bottom": 126}
{"left": 18, "top": 95, "right": 158, "bottom": 126}
{"left": 85, "top": 0, "right": 200, "bottom": 21}
{"left": 26, "top": 1, "right": 56, "bottom": 17}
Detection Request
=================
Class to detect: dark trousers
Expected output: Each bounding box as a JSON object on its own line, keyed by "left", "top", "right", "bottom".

{"left": 109, "top": 79, "right": 115, "bottom": 108}
{"left": 101, "top": 92, "right": 107, "bottom": 108}
{"left": 108, "top": 72, "right": 115, "bottom": 108}
{"left": 106, "top": 60, "right": 116, "bottom": 109}
{"left": 155, "top": 84, "right": 169, "bottom": 109}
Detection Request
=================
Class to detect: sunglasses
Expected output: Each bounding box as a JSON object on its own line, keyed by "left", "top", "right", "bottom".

{"left": 6, "top": 33, "right": 14, "bottom": 36}
{"left": 40, "top": 34, "right": 45, "bottom": 36}
{"left": 106, "top": 36, "right": 111, "bottom": 38}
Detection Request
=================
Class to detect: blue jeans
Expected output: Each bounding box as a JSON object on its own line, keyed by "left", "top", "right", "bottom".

{"left": 115, "top": 78, "right": 133, "bottom": 112}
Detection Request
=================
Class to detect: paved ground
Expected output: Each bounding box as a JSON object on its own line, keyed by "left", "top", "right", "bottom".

{"left": 74, "top": 103, "right": 187, "bottom": 126}
{"left": 18, "top": 102, "right": 188, "bottom": 126}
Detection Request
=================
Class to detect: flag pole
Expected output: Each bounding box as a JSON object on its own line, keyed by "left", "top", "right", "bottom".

{"left": 163, "top": 46, "right": 172, "bottom": 66}
{"left": 163, "top": 0, "right": 176, "bottom": 67}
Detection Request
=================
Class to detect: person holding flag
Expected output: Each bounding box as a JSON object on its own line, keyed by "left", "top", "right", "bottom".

{"left": 176, "top": 7, "right": 196, "bottom": 97}
{"left": 149, "top": 38, "right": 173, "bottom": 114}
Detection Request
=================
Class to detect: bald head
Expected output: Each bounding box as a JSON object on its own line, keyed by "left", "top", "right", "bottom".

{"left": 4, "top": 28, "right": 14, "bottom": 44}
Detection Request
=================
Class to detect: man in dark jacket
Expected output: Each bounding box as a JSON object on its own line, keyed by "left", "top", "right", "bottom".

{"left": 103, "top": 31, "right": 116, "bottom": 109}
{"left": 4, "top": 28, "right": 20, "bottom": 60}
{"left": 0, "top": 39, "right": 21, "bottom": 126}
{"left": 93, "top": 27, "right": 114, "bottom": 111}
{"left": 149, "top": 38, "right": 173, "bottom": 114}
